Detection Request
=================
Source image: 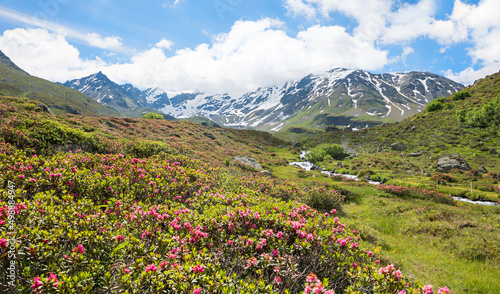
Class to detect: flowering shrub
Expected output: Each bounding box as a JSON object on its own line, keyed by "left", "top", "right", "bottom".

{"left": 0, "top": 97, "right": 451, "bottom": 293}
{"left": 378, "top": 184, "right": 455, "bottom": 205}
{"left": 431, "top": 173, "right": 456, "bottom": 184}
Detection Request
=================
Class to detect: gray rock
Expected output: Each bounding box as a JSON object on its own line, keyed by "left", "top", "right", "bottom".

{"left": 292, "top": 141, "right": 301, "bottom": 148}
{"left": 479, "top": 166, "right": 488, "bottom": 173}
{"left": 408, "top": 152, "right": 422, "bottom": 157}
{"left": 260, "top": 170, "right": 272, "bottom": 176}
{"left": 36, "top": 103, "right": 54, "bottom": 115}
{"left": 436, "top": 154, "right": 471, "bottom": 173}
{"left": 310, "top": 165, "right": 321, "bottom": 171}
{"left": 104, "top": 121, "right": 118, "bottom": 128}
{"left": 490, "top": 148, "right": 497, "bottom": 155}
{"left": 337, "top": 162, "right": 343, "bottom": 168}
{"left": 203, "top": 132, "right": 216, "bottom": 140}
{"left": 471, "top": 142, "right": 484, "bottom": 148}
{"left": 411, "top": 126, "right": 417, "bottom": 131}
{"left": 424, "top": 171, "right": 432, "bottom": 177}
{"left": 325, "top": 126, "right": 340, "bottom": 132}
{"left": 377, "top": 145, "right": 383, "bottom": 152}
{"left": 391, "top": 142, "right": 407, "bottom": 151}
{"left": 498, "top": 152, "right": 500, "bottom": 158}
{"left": 234, "top": 156, "right": 263, "bottom": 170}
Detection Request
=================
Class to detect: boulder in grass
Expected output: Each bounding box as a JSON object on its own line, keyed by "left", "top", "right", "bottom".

{"left": 391, "top": 142, "right": 406, "bottom": 151}
{"left": 234, "top": 156, "right": 263, "bottom": 170}
{"left": 436, "top": 154, "right": 471, "bottom": 173}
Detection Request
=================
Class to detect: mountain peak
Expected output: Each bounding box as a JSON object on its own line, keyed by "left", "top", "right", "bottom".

{"left": 91, "top": 71, "right": 109, "bottom": 80}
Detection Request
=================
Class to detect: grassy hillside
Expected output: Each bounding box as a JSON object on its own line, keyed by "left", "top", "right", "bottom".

{"left": 0, "top": 51, "right": 119, "bottom": 117}
{"left": 265, "top": 72, "right": 500, "bottom": 293}
{"left": 0, "top": 95, "right": 455, "bottom": 293}
{"left": 303, "top": 71, "right": 500, "bottom": 199}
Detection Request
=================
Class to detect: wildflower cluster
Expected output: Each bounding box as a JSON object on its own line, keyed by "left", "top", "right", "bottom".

{"left": 378, "top": 184, "right": 455, "bottom": 205}
{"left": 431, "top": 173, "right": 456, "bottom": 184}
{"left": 0, "top": 97, "right": 451, "bottom": 293}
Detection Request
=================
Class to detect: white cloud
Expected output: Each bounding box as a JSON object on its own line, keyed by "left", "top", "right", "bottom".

{"left": 0, "top": 19, "right": 388, "bottom": 97}
{"left": 444, "top": 62, "right": 500, "bottom": 85}
{"left": 0, "top": 5, "right": 126, "bottom": 52}
{"left": 86, "top": 33, "right": 123, "bottom": 50}
{"left": 400, "top": 47, "right": 415, "bottom": 65}
{"left": 283, "top": 0, "right": 316, "bottom": 20}
{"left": 382, "top": 0, "right": 436, "bottom": 44}
{"left": 437, "top": 0, "right": 500, "bottom": 84}
{"left": 3, "top": 0, "right": 499, "bottom": 95}
{"left": 0, "top": 28, "right": 107, "bottom": 81}
{"left": 104, "top": 18, "right": 388, "bottom": 96}
{"left": 155, "top": 38, "right": 174, "bottom": 50}
{"left": 283, "top": 0, "right": 391, "bottom": 41}
{"left": 283, "top": 0, "right": 500, "bottom": 85}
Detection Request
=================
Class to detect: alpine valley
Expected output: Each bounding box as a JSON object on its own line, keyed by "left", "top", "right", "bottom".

{"left": 63, "top": 68, "right": 464, "bottom": 131}
{"left": 1, "top": 46, "right": 500, "bottom": 294}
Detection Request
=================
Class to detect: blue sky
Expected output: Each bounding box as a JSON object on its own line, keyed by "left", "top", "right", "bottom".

{"left": 0, "top": 0, "right": 499, "bottom": 96}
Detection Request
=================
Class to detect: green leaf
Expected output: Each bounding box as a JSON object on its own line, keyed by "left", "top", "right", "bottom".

{"left": 111, "top": 241, "right": 129, "bottom": 257}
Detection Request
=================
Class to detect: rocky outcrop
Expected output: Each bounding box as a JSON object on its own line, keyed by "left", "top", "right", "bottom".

{"left": 436, "top": 154, "right": 471, "bottom": 172}
{"left": 203, "top": 132, "right": 216, "bottom": 140}
{"left": 325, "top": 126, "right": 341, "bottom": 132}
{"left": 234, "top": 156, "right": 263, "bottom": 170}
{"left": 104, "top": 121, "right": 118, "bottom": 128}
{"left": 36, "top": 103, "right": 54, "bottom": 115}
{"left": 391, "top": 142, "right": 406, "bottom": 151}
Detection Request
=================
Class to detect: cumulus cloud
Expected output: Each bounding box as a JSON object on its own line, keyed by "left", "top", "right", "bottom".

{"left": 437, "top": 0, "right": 500, "bottom": 84}
{"left": 283, "top": 0, "right": 391, "bottom": 41}
{"left": 103, "top": 18, "right": 388, "bottom": 96}
{"left": 155, "top": 38, "right": 174, "bottom": 50}
{"left": 0, "top": 28, "right": 107, "bottom": 81}
{"left": 85, "top": 33, "right": 123, "bottom": 50}
{"left": 0, "top": 6, "right": 125, "bottom": 52}
{"left": 3, "top": 0, "right": 499, "bottom": 94}
{"left": 0, "top": 19, "right": 388, "bottom": 97}
{"left": 382, "top": 0, "right": 436, "bottom": 44}
{"left": 283, "top": 0, "right": 316, "bottom": 20}
{"left": 283, "top": 0, "right": 500, "bottom": 85}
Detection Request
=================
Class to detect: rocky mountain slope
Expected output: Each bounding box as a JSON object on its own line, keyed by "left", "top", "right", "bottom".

{"left": 311, "top": 70, "right": 500, "bottom": 176}
{"left": 0, "top": 50, "right": 119, "bottom": 117}
{"left": 65, "top": 69, "right": 464, "bottom": 131}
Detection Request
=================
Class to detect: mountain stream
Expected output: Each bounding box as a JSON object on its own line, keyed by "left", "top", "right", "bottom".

{"left": 289, "top": 152, "right": 500, "bottom": 207}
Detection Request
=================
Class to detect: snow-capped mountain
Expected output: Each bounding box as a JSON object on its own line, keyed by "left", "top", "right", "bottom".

{"left": 63, "top": 69, "right": 464, "bottom": 131}
{"left": 62, "top": 71, "right": 149, "bottom": 111}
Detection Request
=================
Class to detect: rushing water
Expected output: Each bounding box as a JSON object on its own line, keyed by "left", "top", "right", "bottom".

{"left": 289, "top": 151, "right": 382, "bottom": 185}
{"left": 290, "top": 152, "right": 500, "bottom": 207}
{"left": 452, "top": 197, "right": 500, "bottom": 207}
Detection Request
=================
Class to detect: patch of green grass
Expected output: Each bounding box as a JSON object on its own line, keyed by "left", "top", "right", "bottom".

{"left": 342, "top": 190, "right": 500, "bottom": 294}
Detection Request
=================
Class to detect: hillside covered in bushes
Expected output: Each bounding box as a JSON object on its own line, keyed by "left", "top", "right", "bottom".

{"left": 0, "top": 96, "right": 454, "bottom": 293}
